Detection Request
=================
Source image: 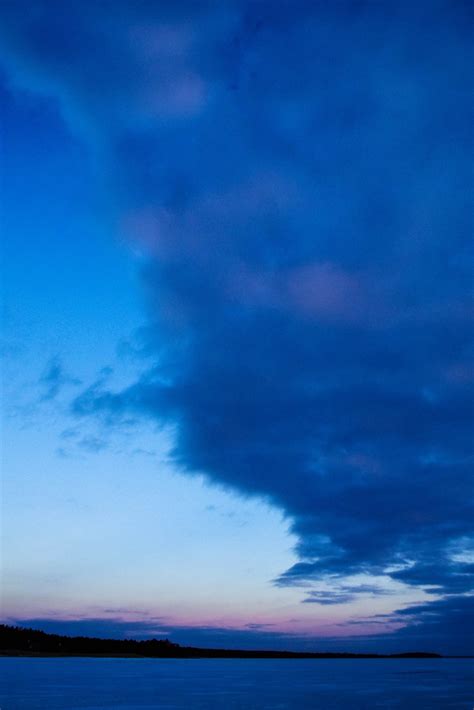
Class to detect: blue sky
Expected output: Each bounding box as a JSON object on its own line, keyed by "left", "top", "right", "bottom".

{"left": 1, "top": 1, "right": 473, "bottom": 654}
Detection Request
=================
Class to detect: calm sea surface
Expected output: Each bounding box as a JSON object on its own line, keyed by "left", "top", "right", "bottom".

{"left": 0, "top": 657, "right": 472, "bottom": 709}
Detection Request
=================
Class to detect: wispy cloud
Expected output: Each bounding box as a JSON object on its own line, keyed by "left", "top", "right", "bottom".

{"left": 39, "top": 356, "right": 81, "bottom": 401}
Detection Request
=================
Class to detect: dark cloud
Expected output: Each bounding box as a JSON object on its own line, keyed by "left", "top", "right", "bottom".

{"left": 391, "top": 561, "right": 474, "bottom": 595}
{"left": 1, "top": 0, "right": 472, "bottom": 647}
{"left": 351, "top": 595, "right": 474, "bottom": 655}
{"left": 302, "top": 584, "right": 394, "bottom": 606}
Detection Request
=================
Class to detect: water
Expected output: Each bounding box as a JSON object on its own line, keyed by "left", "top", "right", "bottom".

{"left": 0, "top": 657, "right": 472, "bottom": 709}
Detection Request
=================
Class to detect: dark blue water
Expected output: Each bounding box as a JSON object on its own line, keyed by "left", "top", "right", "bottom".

{"left": 0, "top": 657, "right": 472, "bottom": 708}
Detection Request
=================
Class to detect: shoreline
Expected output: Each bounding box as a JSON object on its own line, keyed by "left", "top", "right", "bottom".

{"left": 1, "top": 651, "right": 453, "bottom": 660}
{"left": 3, "top": 626, "right": 465, "bottom": 659}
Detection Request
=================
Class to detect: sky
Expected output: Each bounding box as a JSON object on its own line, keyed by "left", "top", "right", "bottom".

{"left": 1, "top": 0, "right": 473, "bottom": 654}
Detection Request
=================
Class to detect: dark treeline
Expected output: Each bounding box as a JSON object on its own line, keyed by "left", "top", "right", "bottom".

{"left": 0, "top": 625, "right": 178, "bottom": 657}
{"left": 0, "top": 625, "right": 442, "bottom": 659}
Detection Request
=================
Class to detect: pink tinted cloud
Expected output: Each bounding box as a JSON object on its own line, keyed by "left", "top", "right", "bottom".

{"left": 142, "top": 73, "right": 207, "bottom": 117}
{"left": 285, "top": 262, "right": 365, "bottom": 322}
{"left": 127, "top": 22, "right": 208, "bottom": 117}
{"left": 228, "top": 261, "right": 377, "bottom": 326}
{"left": 122, "top": 214, "right": 383, "bottom": 329}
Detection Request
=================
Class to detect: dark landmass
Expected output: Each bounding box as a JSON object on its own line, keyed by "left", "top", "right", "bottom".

{"left": 0, "top": 625, "right": 443, "bottom": 659}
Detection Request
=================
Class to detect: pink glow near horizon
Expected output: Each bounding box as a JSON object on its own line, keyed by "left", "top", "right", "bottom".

{"left": 1, "top": 606, "right": 406, "bottom": 641}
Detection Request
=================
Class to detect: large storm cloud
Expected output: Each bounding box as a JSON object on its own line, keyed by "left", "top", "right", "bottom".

{"left": 1, "top": 0, "right": 472, "bottom": 623}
